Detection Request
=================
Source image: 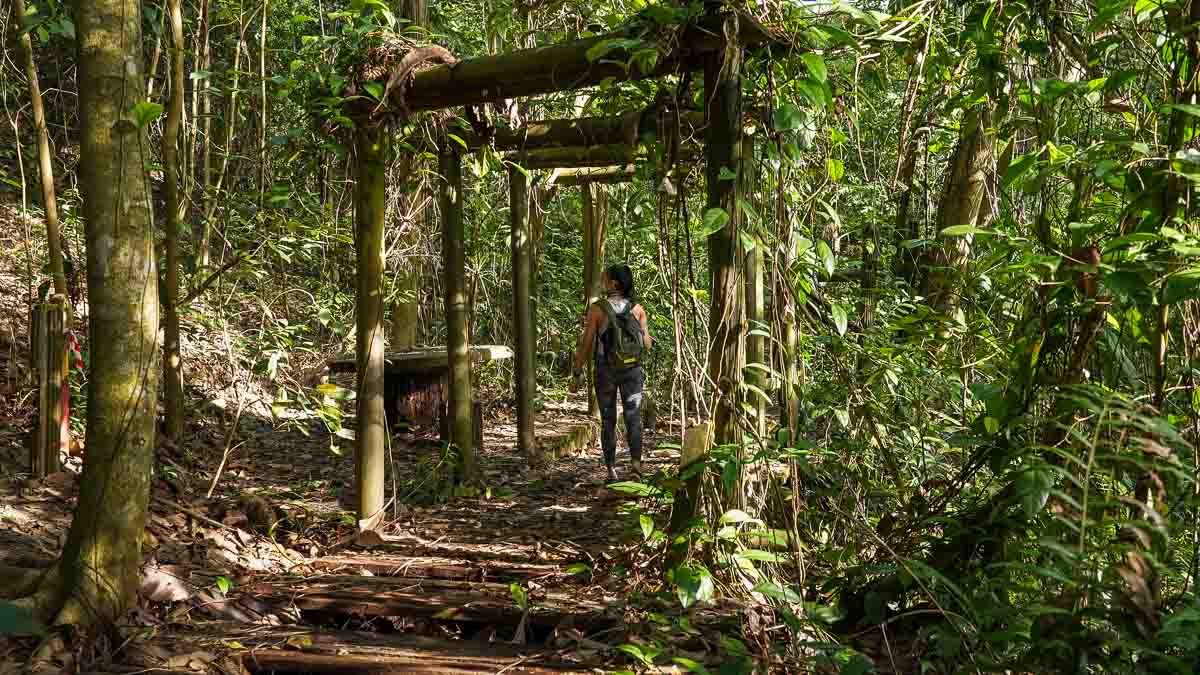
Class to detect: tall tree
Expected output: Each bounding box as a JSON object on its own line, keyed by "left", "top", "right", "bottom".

{"left": 11, "top": 0, "right": 68, "bottom": 302}
{"left": 162, "top": 0, "right": 186, "bottom": 440}
{"left": 353, "top": 124, "right": 389, "bottom": 531}
{"left": 14, "top": 0, "right": 160, "bottom": 636}
{"left": 390, "top": 0, "right": 428, "bottom": 349}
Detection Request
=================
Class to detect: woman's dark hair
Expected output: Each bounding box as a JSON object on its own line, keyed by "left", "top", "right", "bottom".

{"left": 604, "top": 264, "right": 636, "bottom": 300}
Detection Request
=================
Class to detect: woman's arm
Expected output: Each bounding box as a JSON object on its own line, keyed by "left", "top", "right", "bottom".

{"left": 573, "top": 305, "right": 601, "bottom": 371}
{"left": 637, "top": 305, "right": 652, "bottom": 350}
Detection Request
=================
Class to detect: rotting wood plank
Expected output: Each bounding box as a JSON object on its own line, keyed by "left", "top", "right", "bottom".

{"left": 398, "top": 13, "right": 783, "bottom": 112}
{"left": 309, "top": 555, "right": 564, "bottom": 582}
{"left": 243, "top": 575, "right": 616, "bottom": 632}
{"left": 510, "top": 144, "right": 701, "bottom": 170}
{"left": 363, "top": 534, "right": 577, "bottom": 564}
{"left": 243, "top": 650, "right": 583, "bottom": 675}
{"left": 328, "top": 345, "right": 513, "bottom": 376}
{"left": 441, "top": 110, "right": 706, "bottom": 151}
{"left": 120, "top": 622, "right": 594, "bottom": 675}
{"left": 550, "top": 165, "right": 637, "bottom": 185}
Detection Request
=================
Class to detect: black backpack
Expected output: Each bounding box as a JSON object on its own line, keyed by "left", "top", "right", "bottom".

{"left": 598, "top": 299, "right": 643, "bottom": 370}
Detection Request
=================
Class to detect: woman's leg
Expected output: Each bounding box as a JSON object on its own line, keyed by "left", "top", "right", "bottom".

{"left": 595, "top": 366, "right": 619, "bottom": 470}
{"left": 617, "top": 367, "right": 645, "bottom": 466}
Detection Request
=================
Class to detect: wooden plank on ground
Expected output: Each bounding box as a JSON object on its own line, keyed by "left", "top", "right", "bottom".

{"left": 243, "top": 650, "right": 580, "bottom": 674}
{"left": 310, "top": 555, "right": 564, "bottom": 582}
{"left": 366, "top": 537, "right": 575, "bottom": 565}
{"left": 242, "top": 575, "right": 616, "bottom": 632}
{"left": 328, "top": 345, "right": 513, "bottom": 374}
{"left": 116, "top": 622, "right": 595, "bottom": 675}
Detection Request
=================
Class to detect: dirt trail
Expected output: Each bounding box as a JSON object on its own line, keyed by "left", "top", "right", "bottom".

{"left": 3, "top": 397, "right": 698, "bottom": 674}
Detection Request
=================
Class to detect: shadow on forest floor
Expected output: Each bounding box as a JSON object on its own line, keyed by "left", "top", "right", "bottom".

{"left": 1, "top": 394, "right": 757, "bottom": 674}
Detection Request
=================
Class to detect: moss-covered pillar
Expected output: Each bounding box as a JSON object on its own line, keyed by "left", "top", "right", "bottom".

{"left": 668, "top": 14, "right": 743, "bottom": 565}
{"left": 354, "top": 125, "right": 389, "bottom": 530}
{"left": 509, "top": 164, "right": 537, "bottom": 459}
{"left": 441, "top": 143, "right": 475, "bottom": 480}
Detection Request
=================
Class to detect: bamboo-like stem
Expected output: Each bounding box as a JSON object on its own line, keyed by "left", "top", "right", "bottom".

{"left": 10, "top": 0, "right": 67, "bottom": 301}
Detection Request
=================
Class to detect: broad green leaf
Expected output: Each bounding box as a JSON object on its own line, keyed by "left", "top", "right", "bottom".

{"left": 720, "top": 509, "right": 756, "bottom": 524}
{"left": 640, "top": 514, "right": 654, "bottom": 540}
{"left": 751, "top": 581, "right": 801, "bottom": 604}
{"left": 817, "top": 240, "right": 836, "bottom": 278}
{"left": 674, "top": 565, "right": 715, "bottom": 608}
{"left": 940, "top": 224, "right": 991, "bottom": 237}
{"left": 363, "top": 82, "right": 384, "bottom": 100}
{"left": 826, "top": 157, "right": 845, "bottom": 182}
{"left": 215, "top": 576, "right": 233, "bottom": 594}
{"left": 565, "top": 562, "right": 591, "bottom": 575}
{"left": 737, "top": 549, "right": 786, "bottom": 563}
{"left": 1165, "top": 104, "right": 1200, "bottom": 118}
{"left": 834, "top": 406, "right": 850, "bottom": 427}
{"left": 672, "top": 657, "right": 713, "bottom": 675}
{"left": 774, "top": 103, "right": 804, "bottom": 131}
{"left": 133, "top": 102, "right": 164, "bottom": 129}
{"left": 832, "top": 304, "right": 848, "bottom": 337}
{"left": 1016, "top": 467, "right": 1055, "bottom": 518}
{"left": 700, "top": 207, "right": 730, "bottom": 236}
{"left": 510, "top": 582, "right": 528, "bottom": 610}
{"left": 1004, "top": 152, "right": 1039, "bottom": 187}
{"left": 802, "top": 53, "right": 828, "bottom": 82}
{"left": 606, "top": 481, "right": 662, "bottom": 497}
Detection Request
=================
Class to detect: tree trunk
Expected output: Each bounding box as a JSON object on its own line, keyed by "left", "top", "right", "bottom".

{"left": 703, "top": 18, "right": 744, "bottom": 448}
{"left": 191, "top": 0, "right": 212, "bottom": 258}
{"left": 20, "top": 0, "right": 161, "bottom": 630}
{"left": 11, "top": 0, "right": 68, "bottom": 301}
{"left": 441, "top": 144, "right": 475, "bottom": 480}
{"left": 582, "top": 183, "right": 607, "bottom": 420}
{"left": 162, "top": 0, "right": 186, "bottom": 441}
{"left": 920, "top": 104, "right": 994, "bottom": 311}
{"left": 668, "top": 15, "right": 742, "bottom": 559}
{"left": 390, "top": 0, "right": 428, "bottom": 351}
{"left": 509, "top": 164, "right": 537, "bottom": 459}
{"left": 199, "top": 8, "right": 248, "bottom": 272}
{"left": 257, "top": 0, "right": 269, "bottom": 206}
{"left": 354, "top": 126, "right": 389, "bottom": 532}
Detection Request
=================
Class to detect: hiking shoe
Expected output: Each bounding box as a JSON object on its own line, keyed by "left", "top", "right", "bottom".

{"left": 605, "top": 466, "right": 618, "bottom": 485}
{"left": 630, "top": 459, "right": 643, "bottom": 476}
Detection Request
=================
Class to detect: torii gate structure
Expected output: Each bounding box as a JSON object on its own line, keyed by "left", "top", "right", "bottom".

{"left": 351, "top": 9, "right": 785, "bottom": 530}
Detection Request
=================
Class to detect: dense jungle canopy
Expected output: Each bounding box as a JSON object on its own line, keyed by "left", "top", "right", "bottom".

{"left": 3, "top": 0, "right": 1200, "bottom": 671}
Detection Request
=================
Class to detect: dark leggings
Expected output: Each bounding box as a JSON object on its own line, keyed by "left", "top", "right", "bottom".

{"left": 595, "top": 364, "right": 644, "bottom": 467}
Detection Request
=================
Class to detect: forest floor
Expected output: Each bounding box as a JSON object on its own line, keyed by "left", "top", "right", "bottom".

{"left": 0, "top": 199, "right": 783, "bottom": 674}
{"left": 1, "top": 390, "right": 760, "bottom": 674}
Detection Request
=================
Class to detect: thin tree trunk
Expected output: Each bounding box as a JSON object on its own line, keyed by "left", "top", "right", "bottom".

{"left": 199, "top": 6, "right": 249, "bottom": 272}
{"left": 582, "top": 183, "right": 606, "bottom": 420}
{"left": 920, "top": 104, "right": 994, "bottom": 311}
{"left": 11, "top": 0, "right": 67, "bottom": 301}
{"left": 510, "top": 164, "right": 537, "bottom": 459}
{"left": 145, "top": 6, "right": 167, "bottom": 97}
{"left": 669, "top": 15, "right": 743, "bottom": 554}
{"left": 257, "top": 0, "right": 268, "bottom": 205}
{"left": 192, "top": 0, "right": 212, "bottom": 255}
{"left": 441, "top": 143, "right": 474, "bottom": 480}
{"left": 162, "top": 0, "right": 186, "bottom": 441}
{"left": 389, "top": 0, "right": 428, "bottom": 350}
{"left": 20, "top": 0, "right": 160, "bottom": 630}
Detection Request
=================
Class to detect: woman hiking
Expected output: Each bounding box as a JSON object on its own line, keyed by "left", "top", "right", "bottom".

{"left": 572, "top": 264, "right": 653, "bottom": 483}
